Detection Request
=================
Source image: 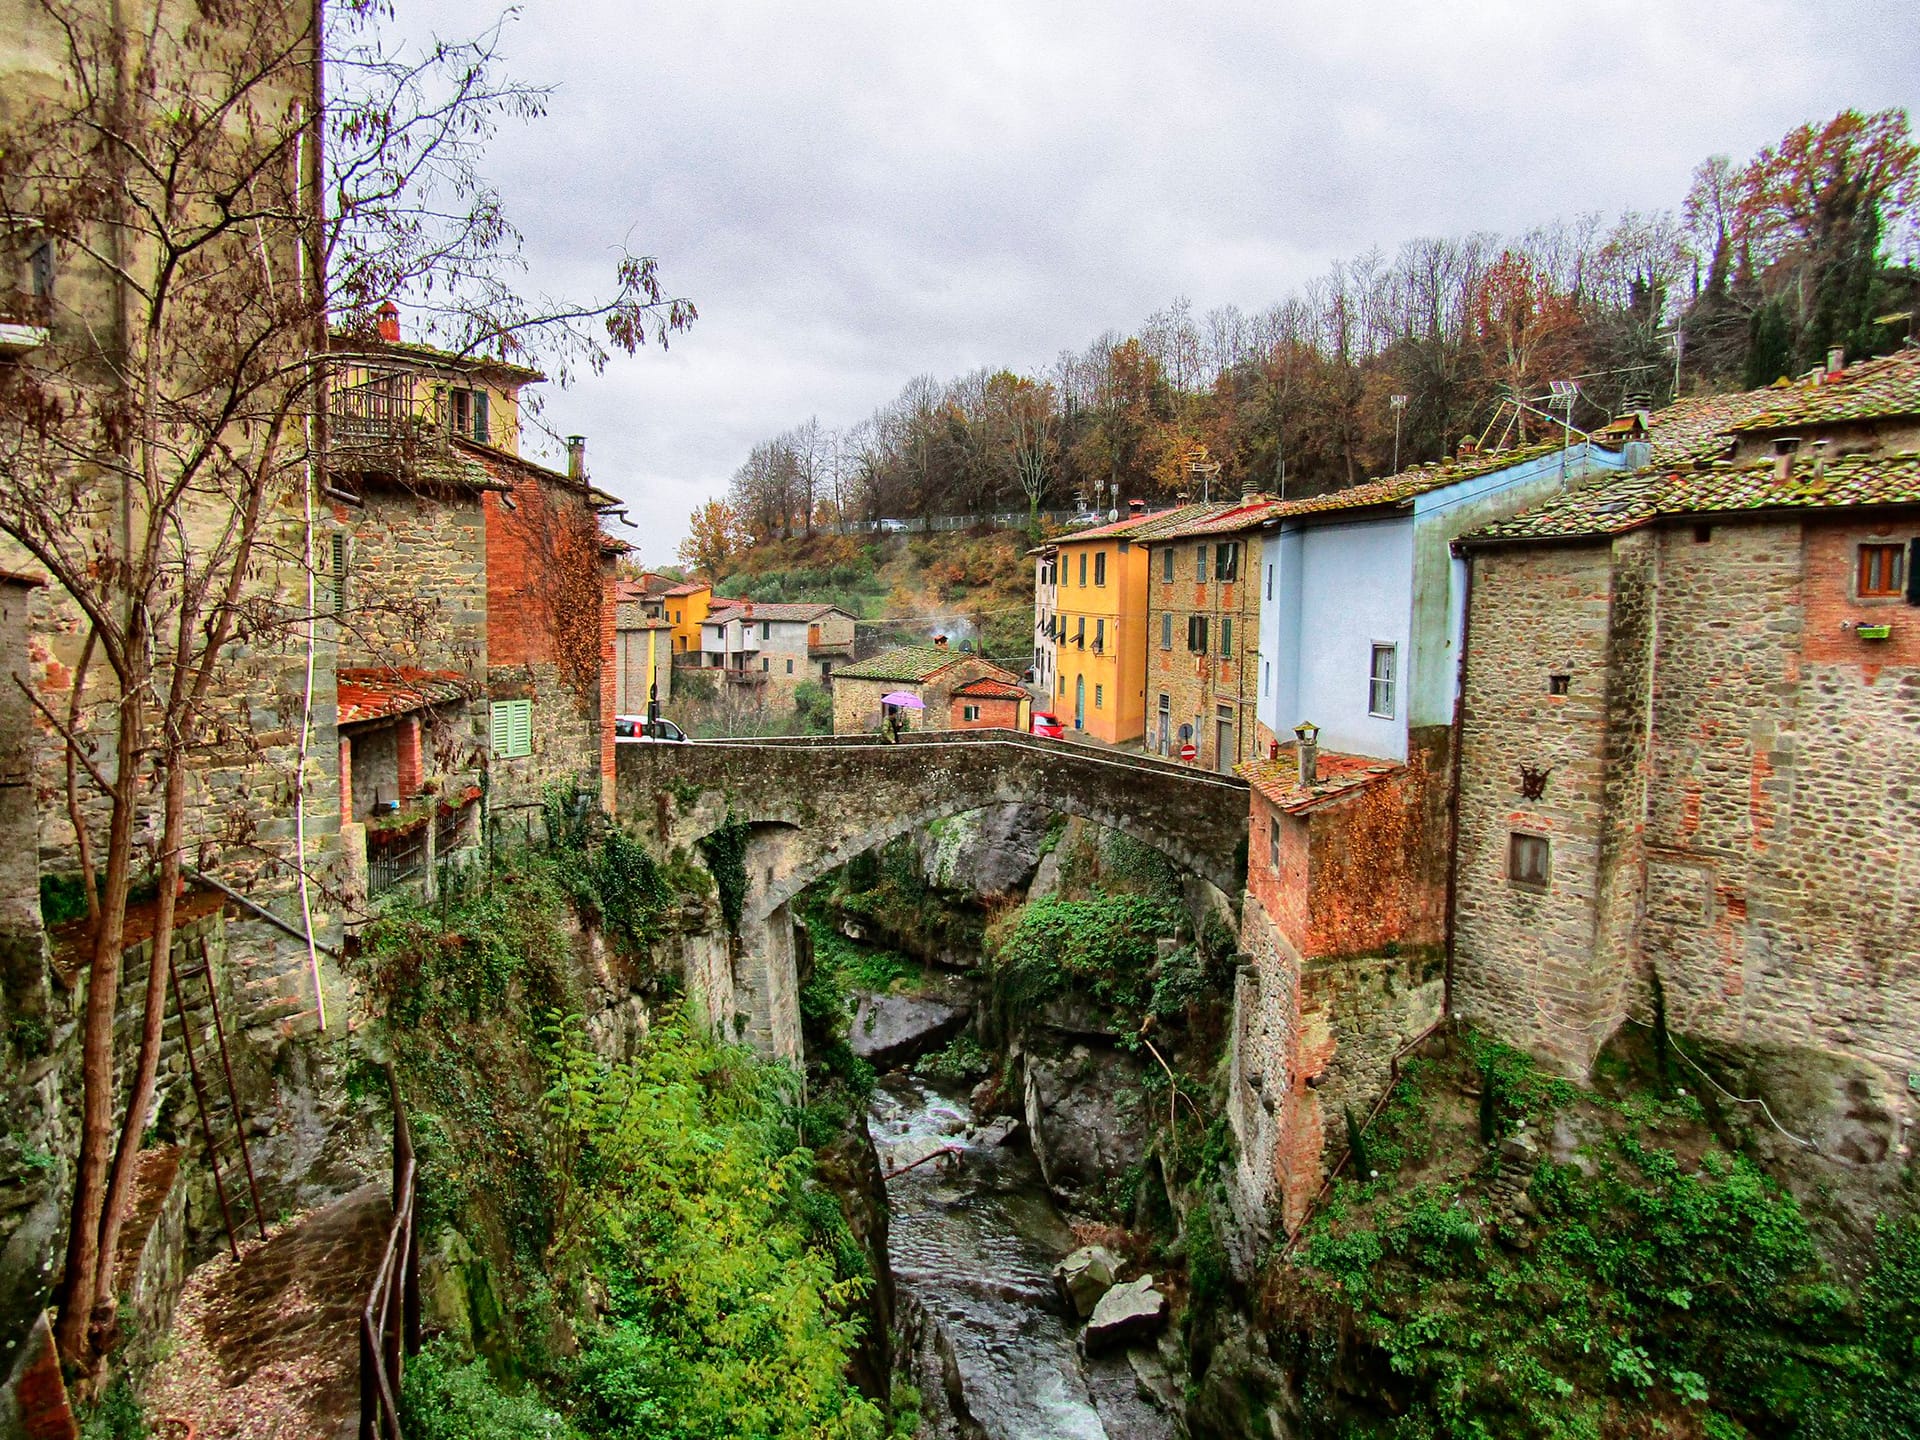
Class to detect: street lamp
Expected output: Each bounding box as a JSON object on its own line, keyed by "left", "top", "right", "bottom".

{"left": 1389, "top": 394, "right": 1408, "bottom": 475}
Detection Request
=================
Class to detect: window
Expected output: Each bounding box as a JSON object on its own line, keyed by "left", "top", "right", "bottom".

{"left": 1368, "top": 643, "right": 1396, "bottom": 718}
{"left": 1263, "top": 660, "right": 1270, "bottom": 696}
{"left": 1549, "top": 673, "right": 1571, "bottom": 696}
{"left": 1094, "top": 618, "right": 1105, "bottom": 652}
{"left": 1162, "top": 548, "right": 1174, "bottom": 582}
{"left": 1194, "top": 545, "right": 1208, "bottom": 582}
{"left": 1509, "top": 832, "right": 1550, "bottom": 890}
{"left": 1160, "top": 611, "right": 1173, "bottom": 649}
{"left": 963, "top": 704, "right": 980, "bottom": 722}
{"left": 28, "top": 239, "right": 54, "bottom": 304}
{"left": 329, "top": 532, "right": 349, "bottom": 615}
{"left": 1076, "top": 617, "right": 1086, "bottom": 648}
{"left": 1221, "top": 617, "right": 1233, "bottom": 656}
{"left": 1215, "top": 541, "right": 1240, "bottom": 582}
{"left": 1187, "top": 615, "right": 1209, "bottom": 654}
{"left": 1094, "top": 684, "right": 1104, "bottom": 708}
{"left": 760, "top": 657, "right": 769, "bottom": 671}
{"left": 1859, "top": 542, "right": 1906, "bottom": 598}
{"left": 1693, "top": 524, "right": 1712, "bottom": 544}
{"left": 1094, "top": 552, "right": 1107, "bottom": 586}
{"left": 451, "top": 387, "right": 490, "bottom": 444}
{"left": 1269, "top": 816, "right": 1281, "bottom": 872}
{"left": 1265, "top": 563, "right": 1273, "bottom": 601}
{"left": 490, "top": 699, "right": 532, "bottom": 758}
{"left": 1058, "top": 673, "right": 1066, "bottom": 695}
{"left": 821, "top": 662, "right": 832, "bottom": 678}
{"left": 786, "top": 658, "right": 795, "bottom": 674}
{"left": 761, "top": 621, "right": 772, "bottom": 640}
{"left": 1079, "top": 553, "right": 1087, "bottom": 587}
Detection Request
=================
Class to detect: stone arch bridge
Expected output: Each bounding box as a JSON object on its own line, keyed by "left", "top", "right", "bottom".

{"left": 617, "top": 729, "right": 1251, "bottom": 1057}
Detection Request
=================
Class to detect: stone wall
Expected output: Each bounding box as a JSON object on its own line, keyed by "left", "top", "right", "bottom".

{"left": 1146, "top": 532, "right": 1264, "bottom": 767}
{"left": 337, "top": 487, "right": 487, "bottom": 678}
{"left": 1455, "top": 514, "right": 1919, "bottom": 1168}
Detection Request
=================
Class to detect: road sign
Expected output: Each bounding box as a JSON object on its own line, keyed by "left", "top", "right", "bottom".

{"left": 1179, "top": 743, "right": 1197, "bottom": 763}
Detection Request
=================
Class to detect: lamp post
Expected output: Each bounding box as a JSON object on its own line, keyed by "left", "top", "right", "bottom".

{"left": 1389, "top": 394, "right": 1408, "bottom": 475}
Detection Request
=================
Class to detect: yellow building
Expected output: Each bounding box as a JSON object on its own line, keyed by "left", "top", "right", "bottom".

{"left": 1038, "top": 504, "right": 1210, "bottom": 745}
{"left": 663, "top": 580, "right": 713, "bottom": 657}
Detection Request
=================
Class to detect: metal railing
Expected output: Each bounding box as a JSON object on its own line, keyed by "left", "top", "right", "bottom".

{"left": 361, "top": 1068, "right": 420, "bottom": 1440}
{"left": 367, "top": 825, "right": 428, "bottom": 896}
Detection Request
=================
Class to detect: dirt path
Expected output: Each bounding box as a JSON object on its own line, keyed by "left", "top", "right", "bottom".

{"left": 147, "top": 1183, "right": 390, "bottom": 1440}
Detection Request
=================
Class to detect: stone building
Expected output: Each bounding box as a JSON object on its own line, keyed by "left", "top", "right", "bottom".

{"left": 1451, "top": 448, "right": 1920, "bottom": 1177}
{"left": 614, "top": 581, "right": 674, "bottom": 714}
{"left": 830, "top": 640, "right": 1020, "bottom": 736}
{"left": 1144, "top": 498, "right": 1276, "bottom": 771}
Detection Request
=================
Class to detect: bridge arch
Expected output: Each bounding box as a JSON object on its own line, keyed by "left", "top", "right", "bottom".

{"left": 618, "top": 730, "right": 1251, "bottom": 1057}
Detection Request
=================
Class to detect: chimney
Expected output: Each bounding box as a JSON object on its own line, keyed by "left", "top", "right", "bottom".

{"left": 1127, "top": 498, "right": 1146, "bottom": 516}
{"left": 1175, "top": 491, "right": 1191, "bottom": 504}
{"left": 1296, "top": 727, "right": 1318, "bottom": 788}
{"left": 1772, "top": 436, "right": 1800, "bottom": 482}
{"left": 1242, "top": 471, "right": 1259, "bottom": 499}
{"left": 1457, "top": 436, "right": 1479, "bottom": 459}
{"left": 1810, "top": 437, "right": 1830, "bottom": 480}
{"left": 1826, "top": 345, "right": 1845, "bottom": 378}
{"left": 376, "top": 301, "right": 400, "bottom": 343}
{"left": 933, "top": 634, "right": 948, "bottom": 650}
{"left": 567, "top": 435, "right": 586, "bottom": 482}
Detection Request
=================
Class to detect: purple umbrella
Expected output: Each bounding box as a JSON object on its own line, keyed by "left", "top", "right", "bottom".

{"left": 879, "top": 691, "right": 926, "bottom": 710}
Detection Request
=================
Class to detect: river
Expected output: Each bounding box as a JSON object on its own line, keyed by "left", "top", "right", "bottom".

{"left": 869, "top": 1075, "right": 1176, "bottom": 1440}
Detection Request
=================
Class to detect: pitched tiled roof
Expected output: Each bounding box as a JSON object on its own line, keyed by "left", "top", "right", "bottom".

{"left": 705, "top": 601, "right": 853, "bottom": 623}
{"left": 833, "top": 646, "right": 1016, "bottom": 683}
{"left": 1146, "top": 497, "right": 1286, "bottom": 540}
{"left": 1724, "top": 347, "right": 1920, "bottom": 433}
{"left": 1261, "top": 441, "right": 1571, "bottom": 520}
{"left": 1240, "top": 749, "right": 1404, "bottom": 815}
{"left": 1461, "top": 451, "right": 1920, "bottom": 545}
{"left": 951, "top": 675, "right": 1028, "bottom": 701}
{"left": 338, "top": 667, "right": 477, "bottom": 725}
{"left": 1046, "top": 503, "right": 1220, "bottom": 546}
{"left": 1646, "top": 389, "right": 1781, "bottom": 465}
{"left": 663, "top": 580, "right": 710, "bottom": 597}
{"left": 454, "top": 439, "right": 623, "bottom": 509}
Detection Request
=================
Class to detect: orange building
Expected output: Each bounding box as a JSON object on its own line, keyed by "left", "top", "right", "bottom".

{"left": 1034, "top": 503, "right": 1210, "bottom": 745}
{"left": 662, "top": 580, "right": 713, "bottom": 657}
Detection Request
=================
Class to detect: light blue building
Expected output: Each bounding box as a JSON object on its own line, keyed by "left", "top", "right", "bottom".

{"left": 1254, "top": 439, "right": 1635, "bottom": 762}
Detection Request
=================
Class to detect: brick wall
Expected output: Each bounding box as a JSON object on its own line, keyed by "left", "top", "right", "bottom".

{"left": 1146, "top": 533, "right": 1264, "bottom": 767}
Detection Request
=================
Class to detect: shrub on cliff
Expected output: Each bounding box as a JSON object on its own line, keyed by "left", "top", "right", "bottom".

{"left": 986, "top": 892, "right": 1181, "bottom": 1012}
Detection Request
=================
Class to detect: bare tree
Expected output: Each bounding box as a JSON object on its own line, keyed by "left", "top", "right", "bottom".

{"left": 0, "top": 0, "right": 690, "bottom": 1378}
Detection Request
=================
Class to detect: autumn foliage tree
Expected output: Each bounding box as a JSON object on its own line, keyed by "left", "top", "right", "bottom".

{"left": 678, "top": 498, "right": 747, "bottom": 575}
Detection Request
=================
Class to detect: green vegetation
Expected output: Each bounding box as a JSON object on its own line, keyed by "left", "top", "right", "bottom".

{"left": 986, "top": 892, "right": 1183, "bottom": 1013}
{"left": 357, "top": 813, "right": 887, "bottom": 1440}
{"left": 1282, "top": 1030, "right": 1920, "bottom": 1440}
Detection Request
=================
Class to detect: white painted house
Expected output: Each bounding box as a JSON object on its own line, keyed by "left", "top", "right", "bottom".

{"left": 1255, "top": 439, "right": 1633, "bottom": 760}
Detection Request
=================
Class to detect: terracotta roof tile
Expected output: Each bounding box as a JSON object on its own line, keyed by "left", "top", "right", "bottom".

{"left": 833, "top": 646, "right": 1017, "bottom": 683}
{"left": 1240, "top": 748, "right": 1404, "bottom": 814}
{"left": 705, "top": 601, "right": 853, "bottom": 623}
{"left": 1462, "top": 451, "right": 1920, "bottom": 545}
{"left": 1260, "top": 441, "right": 1572, "bottom": 521}
{"left": 950, "top": 676, "right": 1028, "bottom": 700}
{"left": 337, "top": 667, "right": 477, "bottom": 726}
{"left": 1724, "top": 347, "right": 1920, "bottom": 432}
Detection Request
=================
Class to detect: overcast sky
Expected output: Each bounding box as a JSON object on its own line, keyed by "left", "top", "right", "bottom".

{"left": 385, "top": 1, "right": 1918, "bottom": 567}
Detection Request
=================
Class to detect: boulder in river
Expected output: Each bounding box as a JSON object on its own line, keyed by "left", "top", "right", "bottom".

{"left": 918, "top": 803, "right": 1055, "bottom": 898}
{"left": 1083, "top": 1274, "right": 1169, "bottom": 1354}
{"left": 849, "top": 990, "right": 968, "bottom": 1069}
{"left": 1052, "top": 1244, "right": 1120, "bottom": 1318}
{"left": 1022, "top": 1043, "right": 1149, "bottom": 1205}
{"left": 970, "top": 1115, "right": 1021, "bottom": 1148}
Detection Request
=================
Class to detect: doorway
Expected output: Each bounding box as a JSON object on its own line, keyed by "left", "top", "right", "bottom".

{"left": 1074, "top": 675, "right": 1085, "bottom": 730}
{"left": 1215, "top": 704, "right": 1235, "bottom": 774}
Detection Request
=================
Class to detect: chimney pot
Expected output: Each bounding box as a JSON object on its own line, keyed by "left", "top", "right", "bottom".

{"left": 1772, "top": 436, "right": 1800, "bottom": 482}
{"left": 1827, "top": 345, "right": 1845, "bottom": 377}
{"left": 933, "top": 634, "right": 948, "bottom": 650}
{"left": 376, "top": 301, "right": 400, "bottom": 343}
{"left": 566, "top": 435, "right": 586, "bottom": 482}
{"left": 1128, "top": 498, "right": 1146, "bottom": 516}
{"left": 1458, "top": 436, "right": 1479, "bottom": 458}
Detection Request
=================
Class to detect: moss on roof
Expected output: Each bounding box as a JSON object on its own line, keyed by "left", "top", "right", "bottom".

{"left": 1461, "top": 451, "right": 1920, "bottom": 545}
{"left": 1724, "top": 348, "right": 1920, "bottom": 432}
{"left": 831, "top": 645, "right": 965, "bottom": 682}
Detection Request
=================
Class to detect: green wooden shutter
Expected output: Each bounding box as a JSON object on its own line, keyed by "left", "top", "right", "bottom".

{"left": 509, "top": 699, "right": 531, "bottom": 757}
{"left": 490, "top": 700, "right": 509, "bottom": 753}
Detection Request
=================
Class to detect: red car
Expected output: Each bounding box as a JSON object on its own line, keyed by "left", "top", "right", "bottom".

{"left": 1030, "top": 710, "right": 1065, "bottom": 739}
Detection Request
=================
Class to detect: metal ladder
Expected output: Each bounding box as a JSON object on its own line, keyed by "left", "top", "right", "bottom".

{"left": 168, "top": 932, "right": 266, "bottom": 1257}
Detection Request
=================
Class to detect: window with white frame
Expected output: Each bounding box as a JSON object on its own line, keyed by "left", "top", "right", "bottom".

{"left": 1194, "top": 545, "right": 1208, "bottom": 582}
{"left": 1161, "top": 611, "right": 1172, "bottom": 649}
{"left": 1368, "top": 643, "right": 1396, "bottom": 718}
{"left": 1509, "top": 832, "right": 1550, "bottom": 890}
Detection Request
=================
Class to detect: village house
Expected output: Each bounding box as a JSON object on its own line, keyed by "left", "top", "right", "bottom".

{"left": 699, "top": 601, "right": 857, "bottom": 691}
{"left": 1033, "top": 502, "right": 1213, "bottom": 744}
{"left": 614, "top": 580, "right": 674, "bottom": 714}
{"left": 329, "top": 305, "right": 625, "bottom": 889}
{"left": 1449, "top": 358, "right": 1920, "bottom": 1178}
{"left": 830, "top": 639, "right": 1021, "bottom": 736}
{"left": 664, "top": 579, "right": 715, "bottom": 658}
{"left": 949, "top": 673, "right": 1030, "bottom": 731}
{"left": 1144, "top": 493, "right": 1276, "bottom": 772}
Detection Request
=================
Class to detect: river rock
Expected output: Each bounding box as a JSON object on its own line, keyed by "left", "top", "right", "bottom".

{"left": 918, "top": 803, "right": 1055, "bottom": 898}
{"left": 849, "top": 990, "right": 968, "bottom": 1068}
{"left": 1052, "top": 1244, "right": 1120, "bottom": 1317}
{"left": 1083, "top": 1274, "right": 1168, "bottom": 1353}
{"left": 1022, "top": 1043, "right": 1149, "bottom": 1205}
{"left": 971, "top": 1115, "right": 1021, "bottom": 1148}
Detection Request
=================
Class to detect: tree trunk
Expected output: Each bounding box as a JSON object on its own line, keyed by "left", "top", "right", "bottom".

{"left": 91, "top": 755, "right": 189, "bottom": 1330}
{"left": 53, "top": 692, "right": 142, "bottom": 1370}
